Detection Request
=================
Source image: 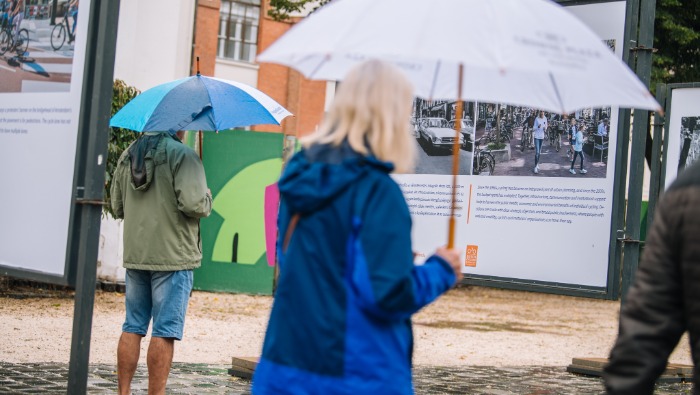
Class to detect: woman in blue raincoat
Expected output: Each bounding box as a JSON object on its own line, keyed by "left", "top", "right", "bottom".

{"left": 252, "top": 59, "right": 463, "bottom": 395}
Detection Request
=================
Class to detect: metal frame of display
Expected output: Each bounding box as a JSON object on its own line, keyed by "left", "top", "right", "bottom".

{"left": 65, "top": 0, "right": 122, "bottom": 391}
{"left": 462, "top": 0, "right": 656, "bottom": 300}
{"left": 656, "top": 83, "right": 700, "bottom": 192}
{"left": 1, "top": 0, "right": 121, "bottom": 390}
{"left": 644, "top": 83, "right": 700, "bottom": 235}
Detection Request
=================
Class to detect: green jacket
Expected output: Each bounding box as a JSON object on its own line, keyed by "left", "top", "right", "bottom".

{"left": 111, "top": 132, "right": 212, "bottom": 271}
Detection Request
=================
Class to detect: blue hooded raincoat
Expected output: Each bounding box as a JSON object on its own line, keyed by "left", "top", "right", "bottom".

{"left": 252, "top": 143, "right": 457, "bottom": 395}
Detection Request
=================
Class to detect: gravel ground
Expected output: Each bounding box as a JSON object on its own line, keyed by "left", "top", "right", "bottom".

{"left": 0, "top": 284, "right": 692, "bottom": 368}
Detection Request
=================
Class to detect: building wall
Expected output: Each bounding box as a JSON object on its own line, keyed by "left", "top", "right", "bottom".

{"left": 192, "top": 0, "right": 219, "bottom": 77}
{"left": 192, "top": 0, "right": 328, "bottom": 135}
{"left": 215, "top": 59, "right": 259, "bottom": 87}
{"left": 256, "top": 3, "right": 326, "bottom": 137}
{"left": 192, "top": 1, "right": 260, "bottom": 97}
{"left": 113, "top": 0, "right": 196, "bottom": 90}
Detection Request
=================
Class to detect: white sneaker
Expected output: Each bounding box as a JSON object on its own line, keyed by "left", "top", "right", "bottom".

{"left": 534, "top": 166, "right": 539, "bottom": 174}
{"left": 569, "top": 168, "right": 576, "bottom": 174}
{"left": 580, "top": 169, "right": 588, "bottom": 174}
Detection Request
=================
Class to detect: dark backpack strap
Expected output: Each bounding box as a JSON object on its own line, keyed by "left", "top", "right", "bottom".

{"left": 282, "top": 213, "right": 300, "bottom": 253}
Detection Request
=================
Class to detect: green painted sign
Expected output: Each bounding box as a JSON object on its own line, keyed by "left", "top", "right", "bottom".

{"left": 195, "top": 130, "right": 283, "bottom": 295}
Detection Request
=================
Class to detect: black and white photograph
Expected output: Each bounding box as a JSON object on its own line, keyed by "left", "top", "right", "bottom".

{"left": 0, "top": 0, "right": 77, "bottom": 93}
{"left": 679, "top": 116, "right": 700, "bottom": 170}
{"left": 464, "top": 39, "right": 617, "bottom": 178}
{"left": 410, "top": 97, "right": 476, "bottom": 175}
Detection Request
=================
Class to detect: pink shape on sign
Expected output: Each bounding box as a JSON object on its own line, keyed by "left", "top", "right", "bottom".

{"left": 264, "top": 183, "right": 280, "bottom": 266}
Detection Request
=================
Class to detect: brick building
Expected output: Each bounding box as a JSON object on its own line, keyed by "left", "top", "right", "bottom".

{"left": 191, "top": 0, "right": 328, "bottom": 138}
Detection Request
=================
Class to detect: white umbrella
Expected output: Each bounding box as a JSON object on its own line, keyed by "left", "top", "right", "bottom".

{"left": 258, "top": 0, "right": 660, "bottom": 113}
{"left": 257, "top": 0, "right": 661, "bottom": 246}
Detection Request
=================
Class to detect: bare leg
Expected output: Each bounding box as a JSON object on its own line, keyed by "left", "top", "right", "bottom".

{"left": 147, "top": 337, "right": 174, "bottom": 395}
{"left": 117, "top": 332, "right": 143, "bottom": 395}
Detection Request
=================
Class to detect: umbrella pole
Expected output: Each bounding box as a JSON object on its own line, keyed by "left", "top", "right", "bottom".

{"left": 198, "top": 130, "right": 203, "bottom": 159}
{"left": 448, "top": 64, "right": 465, "bottom": 249}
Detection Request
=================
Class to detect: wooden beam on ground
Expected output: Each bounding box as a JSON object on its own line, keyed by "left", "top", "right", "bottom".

{"left": 566, "top": 357, "right": 691, "bottom": 383}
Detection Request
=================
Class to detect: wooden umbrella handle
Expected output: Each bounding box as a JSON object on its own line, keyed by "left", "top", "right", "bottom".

{"left": 448, "top": 64, "right": 465, "bottom": 249}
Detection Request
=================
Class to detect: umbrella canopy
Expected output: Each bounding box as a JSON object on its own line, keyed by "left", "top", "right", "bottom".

{"left": 257, "top": 0, "right": 661, "bottom": 114}
{"left": 110, "top": 75, "right": 292, "bottom": 133}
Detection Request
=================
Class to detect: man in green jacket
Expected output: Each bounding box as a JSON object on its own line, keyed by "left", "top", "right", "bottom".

{"left": 111, "top": 131, "right": 212, "bottom": 395}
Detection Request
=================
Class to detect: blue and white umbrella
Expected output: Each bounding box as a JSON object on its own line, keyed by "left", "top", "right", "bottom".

{"left": 110, "top": 74, "right": 292, "bottom": 133}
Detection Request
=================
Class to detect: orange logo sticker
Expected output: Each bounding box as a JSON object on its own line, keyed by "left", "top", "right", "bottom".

{"left": 465, "top": 245, "right": 478, "bottom": 267}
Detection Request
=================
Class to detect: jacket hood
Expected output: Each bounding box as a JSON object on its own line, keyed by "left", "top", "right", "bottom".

{"left": 127, "top": 132, "right": 177, "bottom": 191}
{"left": 278, "top": 142, "right": 393, "bottom": 214}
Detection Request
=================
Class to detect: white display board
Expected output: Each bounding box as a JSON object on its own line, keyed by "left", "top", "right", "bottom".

{"left": 397, "top": 1, "right": 626, "bottom": 288}
{"left": 0, "top": 0, "right": 91, "bottom": 276}
{"left": 663, "top": 88, "right": 700, "bottom": 188}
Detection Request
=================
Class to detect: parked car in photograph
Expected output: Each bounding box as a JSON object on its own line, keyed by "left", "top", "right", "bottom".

{"left": 447, "top": 118, "right": 475, "bottom": 151}
{"left": 417, "top": 117, "right": 464, "bottom": 153}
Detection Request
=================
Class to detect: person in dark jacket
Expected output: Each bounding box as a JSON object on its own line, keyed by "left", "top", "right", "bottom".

{"left": 603, "top": 160, "right": 700, "bottom": 394}
{"left": 251, "top": 59, "right": 463, "bottom": 395}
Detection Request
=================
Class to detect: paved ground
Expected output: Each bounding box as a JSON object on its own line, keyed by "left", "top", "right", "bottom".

{"left": 0, "top": 362, "right": 693, "bottom": 394}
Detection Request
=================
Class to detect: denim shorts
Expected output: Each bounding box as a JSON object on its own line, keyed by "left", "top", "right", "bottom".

{"left": 122, "top": 269, "right": 193, "bottom": 340}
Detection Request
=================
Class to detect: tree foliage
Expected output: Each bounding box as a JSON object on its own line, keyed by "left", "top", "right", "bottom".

{"left": 653, "top": 0, "right": 700, "bottom": 85}
{"left": 267, "top": 0, "right": 332, "bottom": 21}
{"left": 103, "top": 80, "right": 140, "bottom": 218}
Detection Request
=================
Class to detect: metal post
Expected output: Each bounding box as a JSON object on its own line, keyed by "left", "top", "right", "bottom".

{"left": 646, "top": 84, "right": 666, "bottom": 230}
{"left": 608, "top": 0, "right": 638, "bottom": 301}
{"left": 621, "top": 0, "right": 656, "bottom": 301}
{"left": 66, "top": 0, "right": 121, "bottom": 392}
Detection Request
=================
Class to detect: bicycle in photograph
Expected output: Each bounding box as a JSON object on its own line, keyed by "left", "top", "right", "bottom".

{"left": 548, "top": 121, "right": 563, "bottom": 152}
{"left": 502, "top": 121, "right": 515, "bottom": 140}
{"left": 472, "top": 137, "right": 495, "bottom": 175}
{"left": 497, "top": 119, "right": 515, "bottom": 141}
{"left": 520, "top": 124, "right": 532, "bottom": 152}
{"left": 0, "top": 22, "right": 29, "bottom": 57}
{"left": 484, "top": 121, "right": 510, "bottom": 145}
{"left": 50, "top": 11, "right": 75, "bottom": 51}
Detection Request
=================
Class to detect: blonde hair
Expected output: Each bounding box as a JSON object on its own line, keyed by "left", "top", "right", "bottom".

{"left": 302, "top": 59, "right": 416, "bottom": 173}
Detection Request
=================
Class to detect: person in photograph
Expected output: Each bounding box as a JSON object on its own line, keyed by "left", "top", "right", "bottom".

{"left": 597, "top": 118, "right": 609, "bottom": 137}
{"left": 251, "top": 59, "right": 462, "bottom": 395}
{"left": 0, "top": 1, "right": 11, "bottom": 30}
{"left": 68, "top": 0, "right": 78, "bottom": 38}
{"left": 569, "top": 122, "right": 587, "bottom": 175}
{"left": 111, "top": 130, "right": 212, "bottom": 395}
{"left": 522, "top": 111, "right": 535, "bottom": 144}
{"left": 10, "top": 0, "right": 22, "bottom": 40}
{"left": 567, "top": 117, "right": 579, "bottom": 159}
{"left": 603, "top": 160, "right": 700, "bottom": 394}
{"left": 532, "top": 110, "right": 548, "bottom": 173}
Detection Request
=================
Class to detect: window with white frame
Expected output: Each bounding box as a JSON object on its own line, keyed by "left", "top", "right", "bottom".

{"left": 218, "top": 0, "right": 260, "bottom": 63}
